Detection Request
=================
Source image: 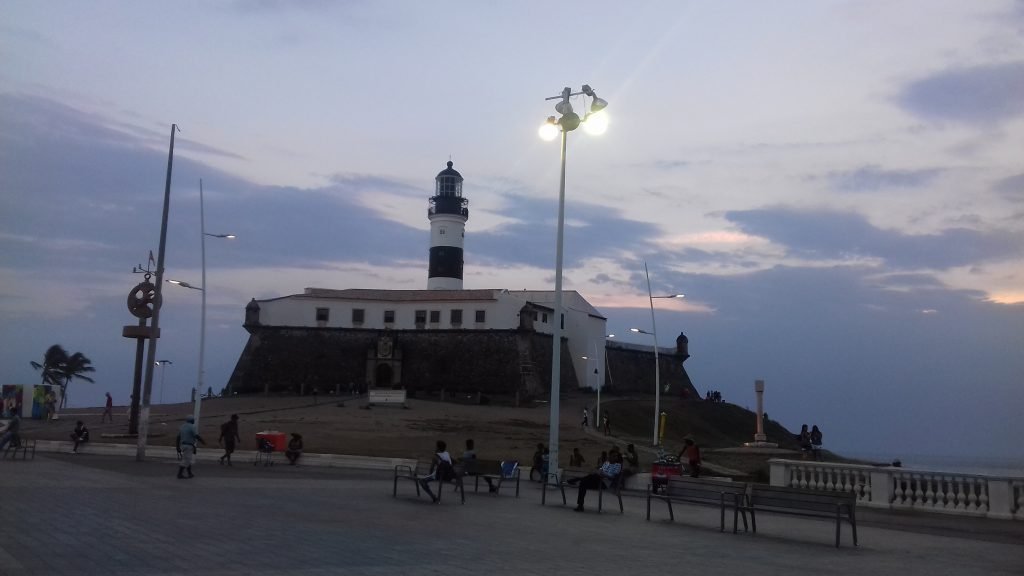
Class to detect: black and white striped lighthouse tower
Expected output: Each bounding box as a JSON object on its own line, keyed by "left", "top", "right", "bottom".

{"left": 427, "top": 161, "right": 469, "bottom": 290}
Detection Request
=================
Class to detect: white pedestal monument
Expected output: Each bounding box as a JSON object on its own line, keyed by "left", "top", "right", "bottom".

{"left": 745, "top": 379, "right": 778, "bottom": 448}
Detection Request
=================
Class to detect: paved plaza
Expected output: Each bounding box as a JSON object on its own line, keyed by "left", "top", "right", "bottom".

{"left": 1, "top": 454, "right": 1021, "bottom": 575}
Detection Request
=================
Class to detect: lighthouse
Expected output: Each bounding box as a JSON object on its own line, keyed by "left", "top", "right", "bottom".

{"left": 427, "top": 161, "right": 469, "bottom": 290}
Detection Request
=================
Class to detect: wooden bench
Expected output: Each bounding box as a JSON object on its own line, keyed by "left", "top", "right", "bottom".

{"left": 646, "top": 477, "right": 748, "bottom": 533}
{"left": 393, "top": 461, "right": 465, "bottom": 504}
{"left": 541, "top": 468, "right": 624, "bottom": 513}
{"left": 3, "top": 437, "right": 36, "bottom": 460}
{"left": 745, "top": 484, "right": 858, "bottom": 547}
{"left": 462, "top": 459, "right": 521, "bottom": 497}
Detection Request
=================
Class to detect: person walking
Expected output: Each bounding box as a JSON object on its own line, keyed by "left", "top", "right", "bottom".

{"left": 218, "top": 414, "right": 241, "bottom": 466}
{"left": 101, "top": 392, "right": 114, "bottom": 423}
{"left": 602, "top": 411, "right": 611, "bottom": 436}
{"left": 581, "top": 408, "right": 589, "bottom": 428}
{"left": 176, "top": 416, "right": 206, "bottom": 479}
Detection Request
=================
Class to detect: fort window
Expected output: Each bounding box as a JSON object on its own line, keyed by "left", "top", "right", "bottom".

{"left": 475, "top": 310, "right": 486, "bottom": 323}
{"left": 415, "top": 310, "right": 426, "bottom": 325}
{"left": 384, "top": 310, "right": 395, "bottom": 324}
{"left": 451, "top": 309, "right": 462, "bottom": 325}
{"left": 315, "top": 308, "right": 329, "bottom": 323}
{"left": 542, "top": 313, "right": 548, "bottom": 323}
{"left": 429, "top": 310, "right": 440, "bottom": 323}
{"left": 352, "top": 308, "right": 365, "bottom": 324}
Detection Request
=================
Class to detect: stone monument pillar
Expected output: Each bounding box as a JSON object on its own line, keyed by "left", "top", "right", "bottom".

{"left": 754, "top": 379, "right": 767, "bottom": 442}
{"left": 744, "top": 378, "right": 778, "bottom": 448}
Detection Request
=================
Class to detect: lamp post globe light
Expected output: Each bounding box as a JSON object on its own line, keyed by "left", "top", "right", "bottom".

{"left": 167, "top": 178, "right": 234, "bottom": 429}
{"left": 630, "top": 261, "right": 684, "bottom": 446}
{"left": 539, "top": 84, "right": 608, "bottom": 482}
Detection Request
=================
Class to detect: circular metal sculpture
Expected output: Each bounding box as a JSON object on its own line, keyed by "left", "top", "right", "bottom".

{"left": 127, "top": 281, "right": 161, "bottom": 319}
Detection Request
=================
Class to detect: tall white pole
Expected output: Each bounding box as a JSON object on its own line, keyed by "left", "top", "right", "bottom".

{"left": 645, "top": 261, "right": 661, "bottom": 446}
{"left": 547, "top": 126, "right": 568, "bottom": 482}
{"left": 194, "top": 179, "right": 207, "bottom": 427}
{"left": 593, "top": 340, "right": 601, "bottom": 425}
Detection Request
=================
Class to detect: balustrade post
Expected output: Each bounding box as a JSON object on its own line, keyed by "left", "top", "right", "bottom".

{"left": 867, "top": 469, "right": 894, "bottom": 509}
{"left": 769, "top": 459, "right": 787, "bottom": 487}
{"left": 986, "top": 479, "right": 1014, "bottom": 520}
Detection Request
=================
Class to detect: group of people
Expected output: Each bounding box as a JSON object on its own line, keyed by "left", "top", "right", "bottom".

{"left": 704, "top": 390, "right": 724, "bottom": 402}
{"left": 580, "top": 408, "right": 612, "bottom": 435}
{"left": 797, "top": 424, "right": 824, "bottom": 460}
{"left": 416, "top": 438, "right": 499, "bottom": 503}
{"left": 173, "top": 413, "right": 306, "bottom": 479}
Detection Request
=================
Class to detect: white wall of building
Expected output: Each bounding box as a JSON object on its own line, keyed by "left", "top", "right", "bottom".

{"left": 253, "top": 288, "right": 607, "bottom": 389}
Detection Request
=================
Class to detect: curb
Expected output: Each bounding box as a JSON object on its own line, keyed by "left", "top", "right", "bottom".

{"left": 30, "top": 440, "right": 415, "bottom": 471}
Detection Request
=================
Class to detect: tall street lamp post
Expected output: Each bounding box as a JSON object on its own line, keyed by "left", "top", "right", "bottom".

{"left": 582, "top": 333, "right": 615, "bottom": 427}
{"left": 538, "top": 84, "right": 608, "bottom": 480}
{"left": 631, "top": 261, "right": 684, "bottom": 446}
{"left": 168, "top": 179, "right": 234, "bottom": 429}
{"left": 155, "top": 360, "right": 173, "bottom": 404}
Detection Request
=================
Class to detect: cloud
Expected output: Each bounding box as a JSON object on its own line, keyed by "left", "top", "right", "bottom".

{"left": 898, "top": 61, "right": 1024, "bottom": 124}
{"left": 723, "top": 207, "right": 1022, "bottom": 269}
{"left": 994, "top": 172, "right": 1024, "bottom": 203}
{"left": 825, "top": 165, "right": 943, "bottom": 192}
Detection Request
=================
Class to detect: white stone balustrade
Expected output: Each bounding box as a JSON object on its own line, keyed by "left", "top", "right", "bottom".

{"left": 769, "top": 459, "right": 1022, "bottom": 521}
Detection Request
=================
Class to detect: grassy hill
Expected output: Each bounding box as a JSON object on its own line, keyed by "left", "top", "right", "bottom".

{"left": 599, "top": 397, "right": 801, "bottom": 450}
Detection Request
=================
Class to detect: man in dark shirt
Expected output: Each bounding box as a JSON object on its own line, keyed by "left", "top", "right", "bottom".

{"left": 218, "top": 414, "right": 241, "bottom": 466}
{"left": 70, "top": 421, "right": 89, "bottom": 453}
{"left": 461, "top": 438, "right": 497, "bottom": 492}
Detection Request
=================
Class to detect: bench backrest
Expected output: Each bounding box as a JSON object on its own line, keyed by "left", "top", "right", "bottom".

{"left": 500, "top": 460, "right": 519, "bottom": 479}
{"left": 463, "top": 458, "right": 502, "bottom": 476}
{"left": 664, "top": 477, "right": 746, "bottom": 502}
{"left": 750, "top": 485, "right": 854, "bottom": 513}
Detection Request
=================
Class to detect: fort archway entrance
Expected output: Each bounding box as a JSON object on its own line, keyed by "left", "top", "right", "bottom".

{"left": 375, "top": 363, "right": 394, "bottom": 388}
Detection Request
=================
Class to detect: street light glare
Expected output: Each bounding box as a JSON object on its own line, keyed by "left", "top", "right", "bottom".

{"left": 582, "top": 110, "right": 608, "bottom": 136}
{"left": 167, "top": 279, "right": 183, "bottom": 285}
{"left": 538, "top": 119, "right": 559, "bottom": 141}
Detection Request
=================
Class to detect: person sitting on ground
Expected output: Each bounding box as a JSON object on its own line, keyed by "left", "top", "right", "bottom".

{"left": 571, "top": 448, "right": 623, "bottom": 512}
{"left": 810, "top": 424, "right": 823, "bottom": 461}
{"left": 460, "top": 438, "right": 497, "bottom": 492}
{"left": 569, "top": 447, "right": 586, "bottom": 468}
{"left": 0, "top": 413, "right": 21, "bottom": 452}
{"left": 285, "top": 433, "right": 303, "bottom": 465}
{"left": 418, "top": 440, "right": 455, "bottom": 503}
{"left": 797, "top": 424, "right": 812, "bottom": 458}
{"left": 70, "top": 420, "right": 89, "bottom": 453}
{"left": 678, "top": 436, "right": 702, "bottom": 478}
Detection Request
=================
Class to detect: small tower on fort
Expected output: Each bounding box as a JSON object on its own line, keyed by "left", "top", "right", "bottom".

{"left": 427, "top": 161, "right": 469, "bottom": 290}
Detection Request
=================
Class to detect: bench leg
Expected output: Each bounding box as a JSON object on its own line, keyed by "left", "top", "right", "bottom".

{"left": 835, "top": 508, "right": 841, "bottom": 548}
{"left": 515, "top": 474, "right": 520, "bottom": 498}
{"left": 749, "top": 508, "right": 757, "bottom": 533}
{"left": 667, "top": 500, "right": 675, "bottom": 522}
{"left": 850, "top": 507, "right": 858, "bottom": 546}
{"left": 646, "top": 493, "right": 651, "bottom": 521}
{"left": 393, "top": 476, "right": 398, "bottom": 497}
{"left": 616, "top": 491, "right": 623, "bottom": 514}
{"left": 542, "top": 478, "right": 548, "bottom": 505}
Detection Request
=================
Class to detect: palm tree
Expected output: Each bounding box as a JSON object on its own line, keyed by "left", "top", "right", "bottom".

{"left": 30, "top": 345, "right": 96, "bottom": 408}
{"left": 59, "top": 352, "right": 96, "bottom": 408}
{"left": 31, "top": 344, "right": 68, "bottom": 388}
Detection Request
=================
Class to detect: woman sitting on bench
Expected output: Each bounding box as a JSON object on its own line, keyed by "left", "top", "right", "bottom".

{"left": 418, "top": 440, "right": 454, "bottom": 503}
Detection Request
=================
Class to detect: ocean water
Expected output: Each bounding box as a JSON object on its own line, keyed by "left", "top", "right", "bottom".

{"left": 842, "top": 451, "right": 1024, "bottom": 478}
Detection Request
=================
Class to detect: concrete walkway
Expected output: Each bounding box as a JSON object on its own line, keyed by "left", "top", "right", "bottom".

{"left": 1, "top": 454, "right": 1021, "bottom": 575}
